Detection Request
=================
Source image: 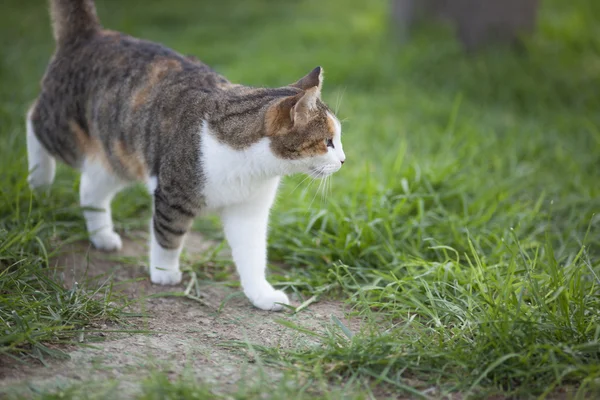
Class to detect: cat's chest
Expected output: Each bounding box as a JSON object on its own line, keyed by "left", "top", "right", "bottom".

{"left": 200, "top": 127, "right": 281, "bottom": 210}
{"left": 203, "top": 173, "right": 279, "bottom": 209}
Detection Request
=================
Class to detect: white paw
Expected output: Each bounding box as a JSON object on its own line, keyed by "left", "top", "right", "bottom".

{"left": 28, "top": 176, "right": 48, "bottom": 189}
{"left": 248, "top": 289, "right": 290, "bottom": 311}
{"left": 90, "top": 230, "right": 122, "bottom": 251}
{"left": 28, "top": 169, "right": 55, "bottom": 189}
{"left": 150, "top": 268, "right": 182, "bottom": 286}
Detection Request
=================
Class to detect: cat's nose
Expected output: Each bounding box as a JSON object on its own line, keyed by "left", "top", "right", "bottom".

{"left": 340, "top": 159, "right": 345, "bottom": 165}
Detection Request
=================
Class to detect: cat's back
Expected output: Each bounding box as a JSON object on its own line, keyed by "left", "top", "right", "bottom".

{"left": 43, "top": 29, "right": 229, "bottom": 97}
{"left": 33, "top": 28, "right": 226, "bottom": 179}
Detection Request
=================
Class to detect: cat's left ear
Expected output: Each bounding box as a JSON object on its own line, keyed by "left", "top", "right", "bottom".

{"left": 290, "top": 66, "right": 323, "bottom": 93}
{"left": 290, "top": 86, "right": 319, "bottom": 125}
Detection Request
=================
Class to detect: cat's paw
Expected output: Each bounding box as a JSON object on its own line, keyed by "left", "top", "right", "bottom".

{"left": 90, "top": 230, "right": 122, "bottom": 252}
{"left": 28, "top": 172, "right": 54, "bottom": 189}
{"left": 248, "top": 289, "right": 290, "bottom": 311}
{"left": 150, "top": 268, "right": 183, "bottom": 286}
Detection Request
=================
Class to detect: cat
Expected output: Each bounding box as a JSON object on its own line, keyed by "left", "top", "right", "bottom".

{"left": 27, "top": 0, "right": 346, "bottom": 311}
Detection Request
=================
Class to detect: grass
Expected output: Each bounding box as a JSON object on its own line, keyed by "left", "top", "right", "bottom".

{"left": 1, "top": 0, "right": 599, "bottom": 398}
{"left": 0, "top": 157, "right": 125, "bottom": 361}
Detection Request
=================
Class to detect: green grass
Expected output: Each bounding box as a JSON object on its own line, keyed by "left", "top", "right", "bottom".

{"left": 0, "top": 154, "right": 125, "bottom": 361}
{"left": 1, "top": 0, "right": 600, "bottom": 398}
{"left": 137, "top": 370, "right": 371, "bottom": 400}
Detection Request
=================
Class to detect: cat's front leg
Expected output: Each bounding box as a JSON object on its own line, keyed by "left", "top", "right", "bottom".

{"left": 220, "top": 199, "right": 289, "bottom": 311}
{"left": 149, "top": 185, "right": 198, "bottom": 285}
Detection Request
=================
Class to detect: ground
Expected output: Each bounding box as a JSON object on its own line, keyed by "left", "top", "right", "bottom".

{"left": 1, "top": 0, "right": 600, "bottom": 399}
{"left": 1, "top": 233, "right": 363, "bottom": 398}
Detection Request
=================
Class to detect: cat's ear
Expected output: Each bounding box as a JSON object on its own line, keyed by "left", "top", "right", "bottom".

{"left": 290, "top": 86, "right": 319, "bottom": 125}
{"left": 290, "top": 66, "right": 323, "bottom": 92}
{"left": 265, "top": 86, "right": 320, "bottom": 134}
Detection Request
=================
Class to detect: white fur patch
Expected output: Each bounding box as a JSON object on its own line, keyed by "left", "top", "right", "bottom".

{"left": 199, "top": 120, "right": 289, "bottom": 310}
{"left": 146, "top": 176, "right": 158, "bottom": 194}
{"left": 79, "top": 160, "right": 127, "bottom": 251}
{"left": 200, "top": 121, "right": 284, "bottom": 210}
{"left": 26, "top": 110, "right": 56, "bottom": 188}
{"left": 149, "top": 227, "right": 183, "bottom": 285}
{"left": 312, "top": 112, "right": 345, "bottom": 176}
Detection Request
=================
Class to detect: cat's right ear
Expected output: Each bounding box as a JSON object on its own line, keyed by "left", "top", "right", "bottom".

{"left": 290, "top": 66, "right": 323, "bottom": 92}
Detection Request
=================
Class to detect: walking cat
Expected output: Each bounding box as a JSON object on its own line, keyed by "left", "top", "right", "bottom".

{"left": 27, "top": 0, "right": 346, "bottom": 311}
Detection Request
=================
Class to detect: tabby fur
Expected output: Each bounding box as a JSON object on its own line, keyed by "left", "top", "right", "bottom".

{"left": 27, "top": 0, "right": 346, "bottom": 311}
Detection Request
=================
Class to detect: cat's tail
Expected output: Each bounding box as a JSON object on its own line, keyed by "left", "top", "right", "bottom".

{"left": 49, "top": 0, "right": 101, "bottom": 45}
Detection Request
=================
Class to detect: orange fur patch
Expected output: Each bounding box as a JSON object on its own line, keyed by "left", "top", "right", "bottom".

{"left": 100, "top": 30, "right": 121, "bottom": 40}
{"left": 113, "top": 140, "right": 147, "bottom": 180}
{"left": 265, "top": 97, "right": 296, "bottom": 136}
{"left": 131, "top": 58, "right": 182, "bottom": 111}
{"left": 299, "top": 140, "right": 327, "bottom": 157}
{"left": 69, "top": 120, "right": 112, "bottom": 171}
{"left": 326, "top": 114, "right": 337, "bottom": 136}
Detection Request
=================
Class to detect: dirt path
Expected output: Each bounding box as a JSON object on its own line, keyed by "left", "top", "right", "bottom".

{"left": 0, "top": 232, "right": 355, "bottom": 398}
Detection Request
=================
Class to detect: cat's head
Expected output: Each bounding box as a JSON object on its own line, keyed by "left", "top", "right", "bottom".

{"left": 265, "top": 67, "right": 345, "bottom": 178}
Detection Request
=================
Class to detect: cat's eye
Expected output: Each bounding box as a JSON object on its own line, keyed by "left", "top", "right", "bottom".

{"left": 326, "top": 138, "right": 334, "bottom": 148}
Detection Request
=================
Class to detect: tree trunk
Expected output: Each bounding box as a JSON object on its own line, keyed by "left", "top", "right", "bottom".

{"left": 391, "top": 0, "right": 540, "bottom": 51}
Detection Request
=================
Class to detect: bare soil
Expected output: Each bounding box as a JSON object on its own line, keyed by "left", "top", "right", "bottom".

{"left": 0, "top": 232, "right": 356, "bottom": 398}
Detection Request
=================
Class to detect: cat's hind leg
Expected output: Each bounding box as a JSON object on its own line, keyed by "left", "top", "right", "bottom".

{"left": 26, "top": 106, "right": 56, "bottom": 189}
{"left": 80, "top": 161, "right": 127, "bottom": 251}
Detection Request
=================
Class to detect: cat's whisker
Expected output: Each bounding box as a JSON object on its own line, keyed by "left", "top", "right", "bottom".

{"left": 301, "top": 176, "right": 316, "bottom": 195}
{"left": 308, "top": 186, "right": 320, "bottom": 210}
{"left": 308, "top": 176, "right": 321, "bottom": 208}
{"left": 290, "top": 173, "right": 314, "bottom": 195}
{"left": 323, "top": 176, "right": 331, "bottom": 205}
{"left": 300, "top": 169, "right": 320, "bottom": 201}
{"left": 322, "top": 176, "right": 331, "bottom": 204}
{"left": 319, "top": 176, "right": 327, "bottom": 199}
{"left": 320, "top": 175, "right": 329, "bottom": 200}
{"left": 334, "top": 87, "right": 346, "bottom": 115}
{"left": 318, "top": 178, "right": 326, "bottom": 207}
{"left": 308, "top": 167, "right": 329, "bottom": 209}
